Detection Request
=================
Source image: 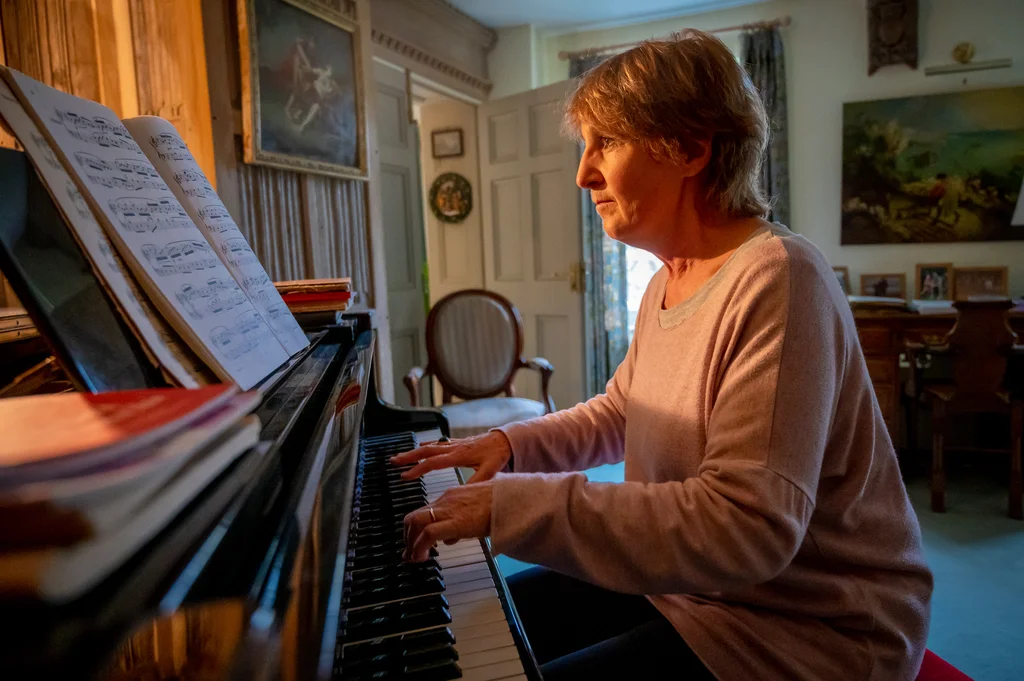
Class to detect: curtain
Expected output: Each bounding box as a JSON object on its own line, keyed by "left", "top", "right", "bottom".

{"left": 741, "top": 27, "right": 791, "bottom": 228}
{"left": 570, "top": 54, "right": 630, "bottom": 398}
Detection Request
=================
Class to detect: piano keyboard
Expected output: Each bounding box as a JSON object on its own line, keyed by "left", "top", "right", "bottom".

{"left": 335, "top": 433, "right": 529, "bottom": 681}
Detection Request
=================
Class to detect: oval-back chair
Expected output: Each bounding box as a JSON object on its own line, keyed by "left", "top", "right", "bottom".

{"left": 403, "top": 289, "right": 555, "bottom": 439}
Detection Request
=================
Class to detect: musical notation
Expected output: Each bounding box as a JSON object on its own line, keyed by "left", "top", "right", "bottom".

{"left": 220, "top": 237, "right": 259, "bottom": 268}
{"left": 185, "top": 185, "right": 218, "bottom": 200}
{"left": 198, "top": 205, "right": 236, "bottom": 234}
{"left": 65, "top": 182, "right": 92, "bottom": 220}
{"left": 141, "top": 239, "right": 221, "bottom": 277}
{"left": 51, "top": 110, "right": 137, "bottom": 150}
{"left": 241, "top": 273, "right": 272, "bottom": 292}
{"left": 174, "top": 277, "right": 248, "bottom": 320}
{"left": 148, "top": 132, "right": 192, "bottom": 161}
{"left": 73, "top": 152, "right": 165, "bottom": 191}
{"left": 31, "top": 132, "right": 62, "bottom": 170}
{"left": 172, "top": 169, "right": 207, "bottom": 186}
{"left": 208, "top": 310, "right": 271, "bottom": 361}
{"left": 109, "top": 197, "right": 193, "bottom": 233}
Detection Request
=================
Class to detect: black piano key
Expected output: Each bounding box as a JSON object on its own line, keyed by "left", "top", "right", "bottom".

{"left": 343, "top": 627, "right": 456, "bottom": 662}
{"left": 345, "top": 575, "right": 444, "bottom": 608}
{"left": 343, "top": 607, "right": 452, "bottom": 641}
{"left": 342, "top": 638, "right": 457, "bottom": 674}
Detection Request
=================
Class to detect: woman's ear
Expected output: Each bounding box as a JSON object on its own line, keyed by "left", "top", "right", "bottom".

{"left": 680, "top": 139, "right": 712, "bottom": 177}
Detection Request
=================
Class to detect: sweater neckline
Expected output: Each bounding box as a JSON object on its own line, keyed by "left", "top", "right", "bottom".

{"left": 657, "top": 223, "right": 779, "bottom": 329}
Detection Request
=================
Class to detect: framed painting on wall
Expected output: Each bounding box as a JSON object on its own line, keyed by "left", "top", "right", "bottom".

{"left": 833, "top": 266, "right": 851, "bottom": 295}
{"left": 238, "top": 0, "right": 367, "bottom": 180}
{"left": 841, "top": 86, "right": 1024, "bottom": 244}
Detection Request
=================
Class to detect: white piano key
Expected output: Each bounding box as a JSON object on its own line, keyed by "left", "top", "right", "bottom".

{"left": 439, "top": 552, "right": 485, "bottom": 569}
{"left": 445, "top": 577, "right": 497, "bottom": 595}
{"left": 459, "top": 659, "right": 527, "bottom": 681}
{"left": 447, "top": 587, "right": 498, "bottom": 606}
{"left": 452, "top": 619, "right": 513, "bottom": 641}
{"left": 443, "top": 562, "right": 492, "bottom": 580}
{"left": 454, "top": 630, "right": 514, "bottom": 655}
{"left": 458, "top": 645, "right": 522, "bottom": 669}
{"left": 437, "top": 543, "right": 484, "bottom": 559}
{"left": 450, "top": 597, "right": 506, "bottom": 626}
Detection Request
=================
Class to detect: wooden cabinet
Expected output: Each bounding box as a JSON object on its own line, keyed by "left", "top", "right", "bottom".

{"left": 853, "top": 310, "right": 1024, "bottom": 447}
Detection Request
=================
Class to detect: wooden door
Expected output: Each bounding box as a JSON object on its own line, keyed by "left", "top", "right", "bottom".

{"left": 374, "top": 61, "right": 429, "bottom": 407}
{"left": 477, "top": 81, "right": 584, "bottom": 409}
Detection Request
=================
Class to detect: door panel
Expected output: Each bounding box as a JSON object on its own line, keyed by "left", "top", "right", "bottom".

{"left": 479, "top": 82, "right": 584, "bottom": 410}
{"left": 374, "top": 60, "right": 427, "bottom": 407}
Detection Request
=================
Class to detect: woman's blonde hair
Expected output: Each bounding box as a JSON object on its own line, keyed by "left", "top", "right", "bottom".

{"left": 565, "top": 29, "right": 770, "bottom": 219}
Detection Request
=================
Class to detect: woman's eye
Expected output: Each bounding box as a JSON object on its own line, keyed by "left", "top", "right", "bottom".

{"left": 600, "top": 136, "right": 618, "bottom": 148}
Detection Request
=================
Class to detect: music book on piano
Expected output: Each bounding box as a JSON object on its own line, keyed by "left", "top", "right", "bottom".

{"left": 0, "top": 384, "right": 237, "bottom": 483}
{"left": 0, "top": 415, "right": 261, "bottom": 602}
{"left": 0, "top": 67, "right": 309, "bottom": 390}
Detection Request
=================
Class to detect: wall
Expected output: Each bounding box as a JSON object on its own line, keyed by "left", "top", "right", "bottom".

{"left": 521, "top": 0, "right": 1024, "bottom": 295}
{"left": 488, "top": 25, "right": 540, "bottom": 100}
{"left": 418, "top": 98, "right": 485, "bottom": 303}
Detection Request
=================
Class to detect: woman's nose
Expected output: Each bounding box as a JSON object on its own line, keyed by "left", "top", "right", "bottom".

{"left": 576, "top": 151, "right": 603, "bottom": 190}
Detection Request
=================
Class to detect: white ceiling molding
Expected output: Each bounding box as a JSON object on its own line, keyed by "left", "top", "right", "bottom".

{"left": 370, "top": 0, "right": 497, "bottom": 100}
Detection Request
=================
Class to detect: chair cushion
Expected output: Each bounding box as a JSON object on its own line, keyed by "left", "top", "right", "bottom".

{"left": 441, "top": 397, "right": 546, "bottom": 439}
{"left": 915, "top": 650, "right": 974, "bottom": 681}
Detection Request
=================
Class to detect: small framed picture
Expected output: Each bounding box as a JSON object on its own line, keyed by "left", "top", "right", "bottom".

{"left": 914, "top": 263, "right": 953, "bottom": 300}
{"left": 431, "top": 128, "right": 464, "bottom": 159}
{"left": 861, "top": 273, "right": 907, "bottom": 298}
{"left": 833, "top": 266, "right": 851, "bottom": 295}
{"left": 953, "top": 266, "right": 1009, "bottom": 300}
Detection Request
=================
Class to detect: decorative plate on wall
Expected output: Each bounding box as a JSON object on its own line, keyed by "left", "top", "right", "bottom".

{"left": 429, "top": 172, "right": 472, "bottom": 224}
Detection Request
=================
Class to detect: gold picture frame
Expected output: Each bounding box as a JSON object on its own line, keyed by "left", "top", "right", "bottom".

{"left": 914, "top": 263, "right": 954, "bottom": 300}
{"left": 953, "top": 266, "right": 1009, "bottom": 300}
{"left": 238, "top": 0, "right": 368, "bottom": 180}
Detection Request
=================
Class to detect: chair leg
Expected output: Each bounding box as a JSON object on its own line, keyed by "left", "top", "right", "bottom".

{"left": 1010, "top": 401, "right": 1023, "bottom": 520}
{"left": 931, "top": 399, "right": 947, "bottom": 513}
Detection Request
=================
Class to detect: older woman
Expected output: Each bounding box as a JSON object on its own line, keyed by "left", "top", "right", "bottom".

{"left": 394, "top": 30, "right": 932, "bottom": 681}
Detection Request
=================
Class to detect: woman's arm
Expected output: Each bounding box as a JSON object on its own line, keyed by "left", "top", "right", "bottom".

{"left": 491, "top": 255, "right": 846, "bottom": 593}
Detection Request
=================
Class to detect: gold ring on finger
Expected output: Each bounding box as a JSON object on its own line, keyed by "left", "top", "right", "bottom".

{"left": 428, "top": 506, "right": 437, "bottom": 523}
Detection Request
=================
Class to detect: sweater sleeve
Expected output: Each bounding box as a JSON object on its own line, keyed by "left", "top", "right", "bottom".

{"left": 491, "top": 248, "right": 845, "bottom": 594}
{"left": 493, "top": 272, "right": 655, "bottom": 473}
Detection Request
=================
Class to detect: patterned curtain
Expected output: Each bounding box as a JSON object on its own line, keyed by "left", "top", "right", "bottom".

{"left": 741, "top": 27, "right": 791, "bottom": 228}
{"left": 570, "top": 55, "right": 630, "bottom": 398}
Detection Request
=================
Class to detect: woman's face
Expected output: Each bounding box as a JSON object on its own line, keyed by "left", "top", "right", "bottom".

{"left": 576, "top": 122, "right": 692, "bottom": 250}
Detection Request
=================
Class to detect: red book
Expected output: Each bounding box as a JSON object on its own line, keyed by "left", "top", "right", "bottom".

{"left": 280, "top": 291, "right": 352, "bottom": 304}
{"left": 0, "top": 385, "right": 237, "bottom": 485}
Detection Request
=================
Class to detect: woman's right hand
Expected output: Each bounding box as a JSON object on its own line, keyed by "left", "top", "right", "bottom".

{"left": 390, "top": 431, "right": 513, "bottom": 483}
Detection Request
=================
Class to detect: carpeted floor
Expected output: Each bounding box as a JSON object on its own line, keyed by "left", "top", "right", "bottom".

{"left": 495, "top": 463, "right": 1024, "bottom": 681}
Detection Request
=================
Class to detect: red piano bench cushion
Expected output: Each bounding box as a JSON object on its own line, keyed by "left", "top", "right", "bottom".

{"left": 915, "top": 650, "right": 974, "bottom": 681}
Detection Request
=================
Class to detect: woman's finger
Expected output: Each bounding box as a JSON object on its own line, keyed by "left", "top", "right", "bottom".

{"left": 390, "top": 442, "right": 451, "bottom": 465}
{"left": 465, "top": 458, "right": 502, "bottom": 483}
{"left": 401, "top": 452, "right": 465, "bottom": 480}
{"left": 409, "top": 518, "right": 462, "bottom": 562}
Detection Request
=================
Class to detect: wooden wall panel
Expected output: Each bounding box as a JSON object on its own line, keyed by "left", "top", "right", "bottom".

{"left": 128, "top": 0, "right": 216, "bottom": 186}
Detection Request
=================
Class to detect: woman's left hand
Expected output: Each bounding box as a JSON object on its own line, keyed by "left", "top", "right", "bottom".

{"left": 403, "top": 482, "right": 493, "bottom": 562}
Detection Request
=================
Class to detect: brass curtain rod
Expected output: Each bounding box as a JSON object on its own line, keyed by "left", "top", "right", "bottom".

{"left": 557, "top": 15, "right": 791, "bottom": 61}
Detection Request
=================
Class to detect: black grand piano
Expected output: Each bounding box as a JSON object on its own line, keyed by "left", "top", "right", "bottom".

{"left": 0, "top": 317, "right": 542, "bottom": 681}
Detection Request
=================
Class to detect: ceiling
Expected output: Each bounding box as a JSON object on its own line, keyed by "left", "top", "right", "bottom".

{"left": 446, "top": 0, "right": 769, "bottom": 32}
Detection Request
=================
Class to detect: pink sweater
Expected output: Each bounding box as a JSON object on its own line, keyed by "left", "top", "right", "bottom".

{"left": 493, "top": 225, "right": 932, "bottom": 681}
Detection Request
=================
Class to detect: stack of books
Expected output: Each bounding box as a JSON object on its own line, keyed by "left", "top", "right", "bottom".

{"left": 0, "top": 385, "right": 260, "bottom": 601}
{"left": 275, "top": 277, "right": 353, "bottom": 313}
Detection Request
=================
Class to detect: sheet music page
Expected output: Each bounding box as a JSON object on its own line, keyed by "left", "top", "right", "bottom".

{"left": 123, "top": 116, "right": 309, "bottom": 356}
{"left": 3, "top": 68, "right": 289, "bottom": 390}
{"left": 0, "top": 79, "right": 212, "bottom": 388}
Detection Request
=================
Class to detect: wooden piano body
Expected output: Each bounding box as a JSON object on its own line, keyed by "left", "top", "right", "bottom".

{"left": 0, "top": 314, "right": 542, "bottom": 681}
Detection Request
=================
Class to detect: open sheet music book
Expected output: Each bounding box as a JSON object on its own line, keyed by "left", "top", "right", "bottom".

{"left": 0, "top": 67, "right": 309, "bottom": 390}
